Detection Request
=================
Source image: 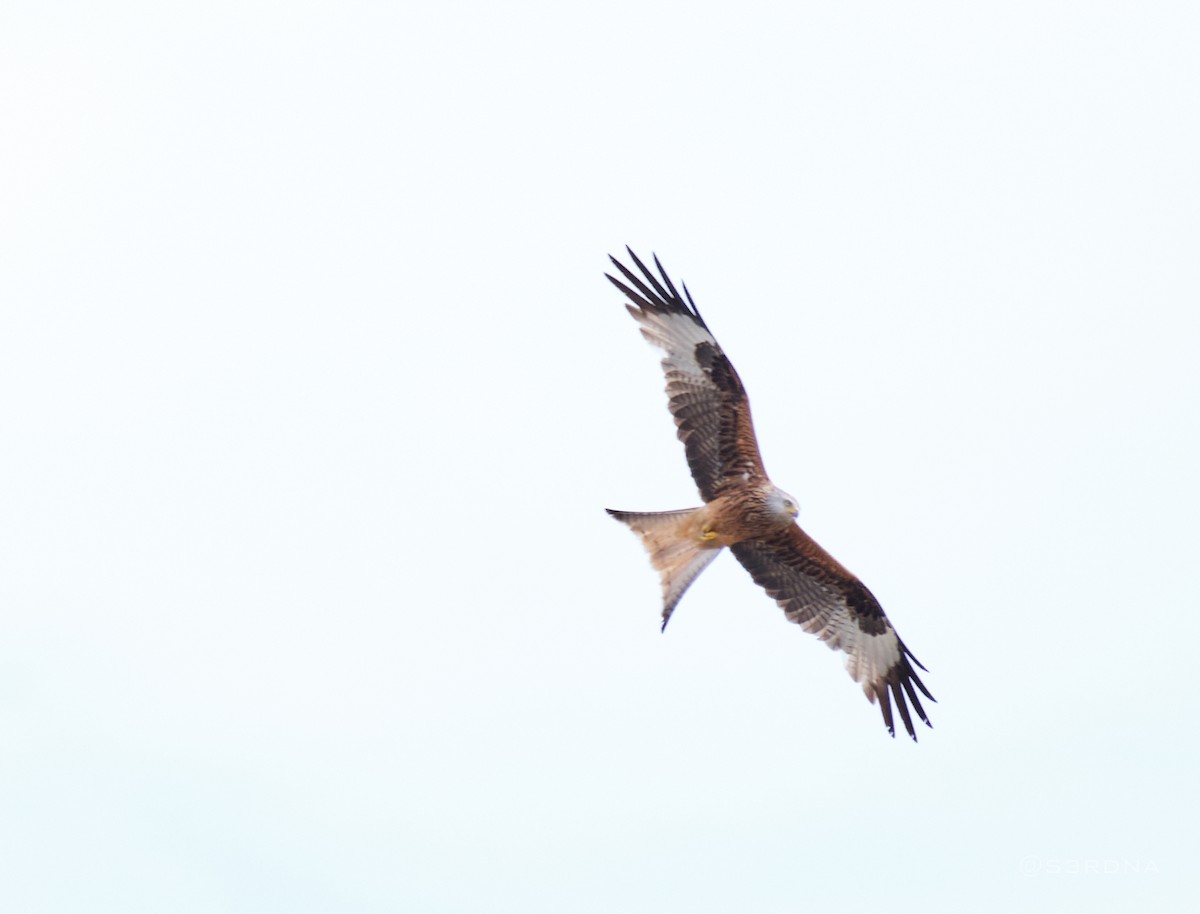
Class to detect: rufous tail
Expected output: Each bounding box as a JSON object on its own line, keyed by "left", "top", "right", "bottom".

{"left": 606, "top": 507, "right": 722, "bottom": 630}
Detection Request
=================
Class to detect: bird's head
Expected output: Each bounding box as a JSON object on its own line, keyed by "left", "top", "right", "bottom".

{"left": 767, "top": 486, "right": 801, "bottom": 523}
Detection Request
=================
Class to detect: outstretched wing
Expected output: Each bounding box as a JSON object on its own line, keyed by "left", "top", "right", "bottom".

{"left": 606, "top": 248, "right": 767, "bottom": 502}
{"left": 730, "top": 525, "right": 935, "bottom": 740}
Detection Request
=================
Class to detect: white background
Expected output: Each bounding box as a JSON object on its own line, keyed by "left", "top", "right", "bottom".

{"left": 3, "top": 2, "right": 1197, "bottom": 911}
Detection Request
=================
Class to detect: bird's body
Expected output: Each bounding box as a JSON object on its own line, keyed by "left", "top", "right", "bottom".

{"left": 607, "top": 483, "right": 797, "bottom": 624}
{"left": 605, "top": 248, "right": 935, "bottom": 740}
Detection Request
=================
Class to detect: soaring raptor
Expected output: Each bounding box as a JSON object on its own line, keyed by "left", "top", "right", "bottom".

{"left": 606, "top": 248, "right": 934, "bottom": 740}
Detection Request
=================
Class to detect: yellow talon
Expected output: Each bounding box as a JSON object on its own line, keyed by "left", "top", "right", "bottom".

{"left": 700, "top": 528, "right": 718, "bottom": 542}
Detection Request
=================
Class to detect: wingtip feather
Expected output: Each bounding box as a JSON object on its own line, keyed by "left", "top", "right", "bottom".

{"left": 606, "top": 249, "right": 706, "bottom": 326}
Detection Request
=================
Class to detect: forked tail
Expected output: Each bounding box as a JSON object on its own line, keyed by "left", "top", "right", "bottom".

{"left": 606, "top": 507, "right": 722, "bottom": 630}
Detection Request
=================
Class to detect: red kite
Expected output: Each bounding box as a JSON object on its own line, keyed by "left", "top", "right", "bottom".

{"left": 606, "top": 249, "right": 934, "bottom": 740}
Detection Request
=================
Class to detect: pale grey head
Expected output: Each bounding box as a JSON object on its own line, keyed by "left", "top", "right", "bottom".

{"left": 765, "top": 485, "right": 801, "bottom": 523}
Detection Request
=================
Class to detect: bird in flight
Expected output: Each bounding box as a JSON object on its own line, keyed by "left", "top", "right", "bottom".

{"left": 605, "top": 248, "right": 934, "bottom": 740}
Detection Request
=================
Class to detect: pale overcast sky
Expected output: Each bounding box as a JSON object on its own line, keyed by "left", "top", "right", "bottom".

{"left": 3, "top": 2, "right": 1198, "bottom": 912}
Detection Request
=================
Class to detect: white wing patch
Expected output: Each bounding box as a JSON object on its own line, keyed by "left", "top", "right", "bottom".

{"left": 631, "top": 308, "right": 717, "bottom": 375}
{"left": 782, "top": 588, "right": 902, "bottom": 690}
